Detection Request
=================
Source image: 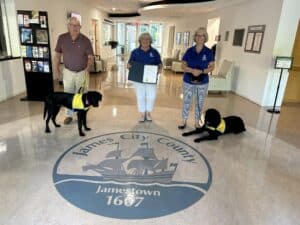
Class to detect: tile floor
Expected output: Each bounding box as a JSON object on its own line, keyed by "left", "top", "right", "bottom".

{"left": 0, "top": 59, "right": 299, "bottom": 225}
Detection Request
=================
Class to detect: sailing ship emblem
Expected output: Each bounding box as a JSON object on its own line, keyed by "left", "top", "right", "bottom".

{"left": 82, "top": 142, "right": 178, "bottom": 184}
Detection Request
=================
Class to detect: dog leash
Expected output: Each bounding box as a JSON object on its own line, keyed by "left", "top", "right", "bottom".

{"left": 78, "top": 71, "right": 89, "bottom": 94}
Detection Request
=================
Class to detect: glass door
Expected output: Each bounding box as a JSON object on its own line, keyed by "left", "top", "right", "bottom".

{"left": 125, "top": 23, "right": 137, "bottom": 54}
{"left": 116, "top": 23, "right": 163, "bottom": 55}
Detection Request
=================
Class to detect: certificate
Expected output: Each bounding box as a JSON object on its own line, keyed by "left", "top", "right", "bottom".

{"left": 128, "top": 62, "right": 159, "bottom": 84}
{"left": 245, "top": 32, "right": 254, "bottom": 51}
{"left": 143, "top": 65, "right": 158, "bottom": 83}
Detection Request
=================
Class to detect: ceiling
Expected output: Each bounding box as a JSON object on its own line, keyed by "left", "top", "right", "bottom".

{"left": 85, "top": 0, "right": 250, "bottom": 23}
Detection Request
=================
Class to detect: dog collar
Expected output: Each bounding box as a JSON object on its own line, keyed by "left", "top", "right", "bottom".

{"left": 206, "top": 119, "right": 226, "bottom": 133}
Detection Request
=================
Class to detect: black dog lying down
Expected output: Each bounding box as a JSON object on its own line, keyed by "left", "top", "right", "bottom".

{"left": 182, "top": 108, "right": 246, "bottom": 142}
{"left": 44, "top": 91, "right": 102, "bottom": 136}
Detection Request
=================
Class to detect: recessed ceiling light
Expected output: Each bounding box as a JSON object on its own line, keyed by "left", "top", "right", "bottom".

{"left": 112, "top": 8, "right": 116, "bottom": 11}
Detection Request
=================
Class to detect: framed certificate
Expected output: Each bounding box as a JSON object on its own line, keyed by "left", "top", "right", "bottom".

{"left": 244, "top": 25, "right": 265, "bottom": 53}
{"left": 143, "top": 65, "right": 158, "bottom": 83}
{"left": 128, "top": 62, "right": 158, "bottom": 84}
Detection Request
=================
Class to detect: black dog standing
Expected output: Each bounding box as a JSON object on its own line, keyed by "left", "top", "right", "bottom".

{"left": 44, "top": 91, "right": 102, "bottom": 136}
{"left": 182, "top": 108, "right": 246, "bottom": 142}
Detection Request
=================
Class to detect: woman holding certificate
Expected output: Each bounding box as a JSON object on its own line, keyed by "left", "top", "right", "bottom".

{"left": 127, "top": 32, "right": 162, "bottom": 122}
{"left": 178, "top": 27, "right": 215, "bottom": 129}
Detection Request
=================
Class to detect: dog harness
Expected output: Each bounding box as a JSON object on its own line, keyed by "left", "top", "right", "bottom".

{"left": 206, "top": 119, "right": 226, "bottom": 133}
{"left": 72, "top": 93, "right": 85, "bottom": 110}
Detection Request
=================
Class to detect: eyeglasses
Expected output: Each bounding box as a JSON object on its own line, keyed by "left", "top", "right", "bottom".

{"left": 195, "top": 34, "right": 205, "bottom": 38}
{"left": 69, "top": 24, "right": 81, "bottom": 28}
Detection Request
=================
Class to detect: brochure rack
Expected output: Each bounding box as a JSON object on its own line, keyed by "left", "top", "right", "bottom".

{"left": 17, "top": 10, "right": 53, "bottom": 101}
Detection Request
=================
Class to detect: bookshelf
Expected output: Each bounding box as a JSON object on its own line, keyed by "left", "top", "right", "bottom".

{"left": 17, "top": 10, "right": 53, "bottom": 101}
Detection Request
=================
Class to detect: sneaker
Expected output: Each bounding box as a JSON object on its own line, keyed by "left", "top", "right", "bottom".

{"left": 146, "top": 113, "right": 152, "bottom": 121}
{"left": 64, "top": 117, "right": 73, "bottom": 125}
{"left": 138, "top": 113, "right": 145, "bottom": 123}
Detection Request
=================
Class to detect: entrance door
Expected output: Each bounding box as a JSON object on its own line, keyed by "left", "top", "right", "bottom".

{"left": 283, "top": 20, "right": 300, "bottom": 103}
{"left": 125, "top": 23, "right": 137, "bottom": 54}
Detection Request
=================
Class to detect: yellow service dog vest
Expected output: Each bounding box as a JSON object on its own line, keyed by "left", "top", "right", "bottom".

{"left": 72, "top": 93, "right": 85, "bottom": 110}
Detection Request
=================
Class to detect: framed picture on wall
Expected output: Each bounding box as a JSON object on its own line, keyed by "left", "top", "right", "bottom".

{"left": 232, "top": 28, "right": 245, "bottom": 46}
{"left": 183, "top": 31, "right": 190, "bottom": 46}
{"left": 176, "top": 32, "right": 182, "bottom": 45}
{"left": 244, "top": 25, "right": 266, "bottom": 53}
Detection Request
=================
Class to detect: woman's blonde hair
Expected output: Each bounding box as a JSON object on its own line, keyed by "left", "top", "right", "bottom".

{"left": 193, "top": 27, "right": 209, "bottom": 43}
{"left": 138, "top": 32, "right": 153, "bottom": 45}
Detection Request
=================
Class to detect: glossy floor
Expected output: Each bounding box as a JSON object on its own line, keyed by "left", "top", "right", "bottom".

{"left": 0, "top": 61, "right": 299, "bottom": 225}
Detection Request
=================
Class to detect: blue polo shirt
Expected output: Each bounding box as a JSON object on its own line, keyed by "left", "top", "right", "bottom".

{"left": 182, "top": 45, "right": 215, "bottom": 84}
{"left": 128, "top": 47, "right": 162, "bottom": 65}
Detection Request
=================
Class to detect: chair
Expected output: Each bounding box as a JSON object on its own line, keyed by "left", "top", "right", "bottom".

{"left": 171, "top": 61, "right": 184, "bottom": 73}
{"left": 208, "top": 60, "right": 234, "bottom": 92}
{"left": 89, "top": 55, "right": 107, "bottom": 73}
{"left": 162, "top": 49, "right": 180, "bottom": 69}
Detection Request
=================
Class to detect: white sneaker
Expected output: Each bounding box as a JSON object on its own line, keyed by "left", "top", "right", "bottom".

{"left": 146, "top": 113, "right": 152, "bottom": 121}
{"left": 139, "top": 113, "right": 145, "bottom": 122}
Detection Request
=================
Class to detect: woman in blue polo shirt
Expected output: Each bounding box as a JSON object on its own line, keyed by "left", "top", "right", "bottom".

{"left": 178, "top": 27, "right": 215, "bottom": 129}
{"left": 127, "top": 32, "right": 162, "bottom": 122}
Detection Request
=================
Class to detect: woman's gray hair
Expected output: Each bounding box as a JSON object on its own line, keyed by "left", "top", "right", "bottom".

{"left": 138, "top": 32, "right": 153, "bottom": 45}
{"left": 193, "top": 27, "right": 209, "bottom": 43}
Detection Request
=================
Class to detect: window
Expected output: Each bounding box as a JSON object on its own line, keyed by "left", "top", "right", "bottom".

{"left": 0, "top": 0, "right": 20, "bottom": 59}
{"left": 0, "top": 2, "right": 9, "bottom": 58}
{"left": 116, "top": 22, "right": 163, "bottom": 54}
{"left": 102, "top": 22, "right": 113, "bottom": 44}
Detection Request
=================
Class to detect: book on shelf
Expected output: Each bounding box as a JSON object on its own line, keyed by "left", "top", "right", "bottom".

{"left": 38, "top": 61, "right": 44, "bottom": 72}
{"left": 38, "top": 47, "right": 44, "bottom": 58}
{"left": 24, "top": 60, "right": 31, "bottom": 72}
{"left": 44, "top": 61, "right": 50, "bottom": 73}
{"left": 32, "top": 60, "right": 38, "bottom": 72}
{"left": 21, "top": 28, "right": 33, "bottom": 44}
{"left": 21, "top": 46, "right": 26, "bottom": 57}
{"left": 32, "top": 46, "right": 39, "bottom": 58}
{"left": 26, "top": 46, "right": 33, "bottom": 58}
{"left": 43, "top": 47, "right": 49, "bottom": 58}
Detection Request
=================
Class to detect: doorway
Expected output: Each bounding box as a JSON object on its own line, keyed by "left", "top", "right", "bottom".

{"left": 91, "top": 19, "right": 100, "bottom": 55}
{"left": 207, "top": 17, "right": 220, "bottom": 71}
{"left": 207, "top": 17, "right": 220, "bottom": 48}
{"left": 283, "top": 20, "right": 300, "bottom": 104}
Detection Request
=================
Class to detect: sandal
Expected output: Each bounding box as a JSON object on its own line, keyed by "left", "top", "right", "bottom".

{"left": 146, "top": 112, "right": 152, "bottom": 121}
{"left": 138, "top": 113, "right": 145, "bottom": 122}
{"left": 195, "top": 121, "right": 202, "bottom": 128}
{"left": 178, "top": 120, "right": 187, "bottom": 129}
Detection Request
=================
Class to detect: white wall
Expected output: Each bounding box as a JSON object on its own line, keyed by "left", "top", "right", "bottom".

{"left": 262, "top": 0, "right": 300, "bottom": 106}
{"left": 209, "top": 0, "right": 284, "bottom": 106}
{"left": 173, "top": 16, "right": 207, "bottom": 58}
{"left": 0, "top": 59, "right": 25, "bottom": 102}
